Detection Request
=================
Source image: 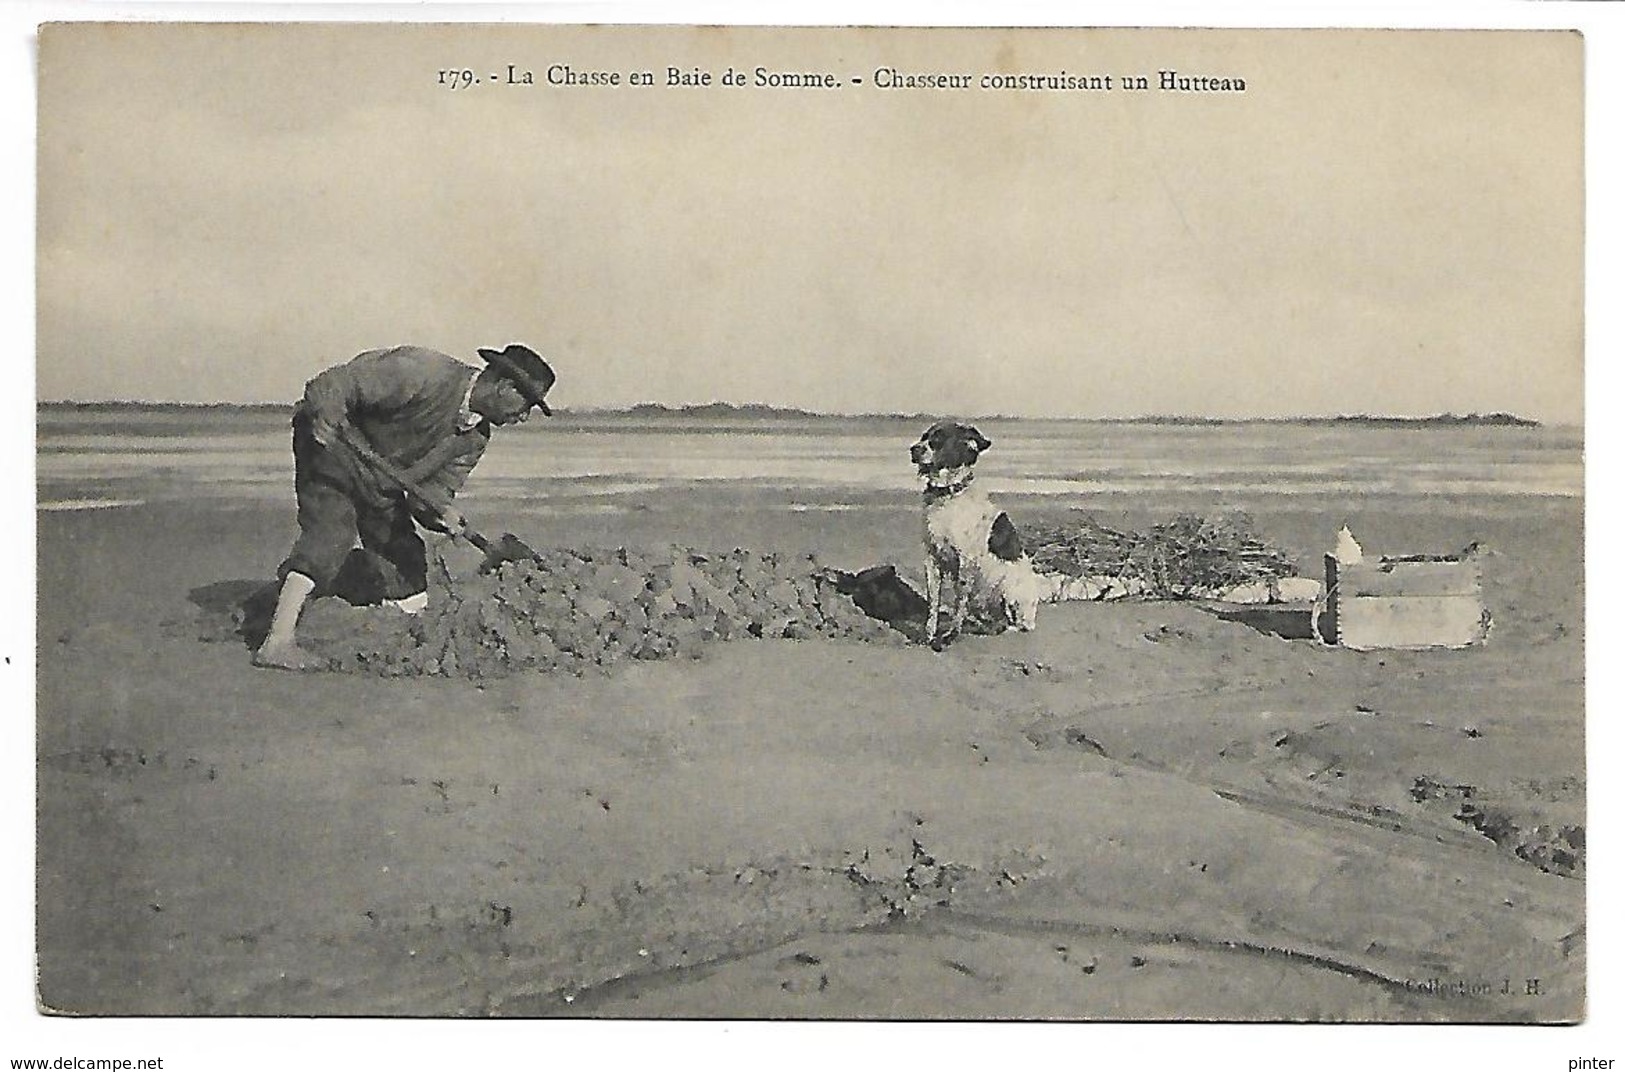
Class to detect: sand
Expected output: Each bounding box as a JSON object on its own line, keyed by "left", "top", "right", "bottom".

{"left": 34, "top": 486, "right": 1583, "bottom": 1020}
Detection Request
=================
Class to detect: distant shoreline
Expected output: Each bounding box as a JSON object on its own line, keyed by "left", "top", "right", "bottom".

{"left": 36, "top": 400, "right": 1545, "bottom": 428}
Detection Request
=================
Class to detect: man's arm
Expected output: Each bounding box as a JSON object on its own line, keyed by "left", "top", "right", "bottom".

{"left": 301, "top": 348, "right": 445, "bottom": 440}
{"left": 408, "top": 431, "right": 489, "bottom": 531}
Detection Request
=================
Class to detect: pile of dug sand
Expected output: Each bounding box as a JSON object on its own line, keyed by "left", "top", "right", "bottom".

{"left": 261, "top": 546, "right": 909, "bottom": 678}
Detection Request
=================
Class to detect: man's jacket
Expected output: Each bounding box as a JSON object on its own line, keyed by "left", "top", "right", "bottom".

{"left": 297, "top": 346, "right": 491, "bottom": 518}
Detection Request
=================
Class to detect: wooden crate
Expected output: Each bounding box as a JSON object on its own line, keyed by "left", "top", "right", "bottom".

{"left": 1319, "top": 553, "right": 1487, "bottom": 650}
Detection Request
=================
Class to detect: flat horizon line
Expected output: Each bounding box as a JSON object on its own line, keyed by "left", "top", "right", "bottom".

{"left": 34, "top": 398, "right": 1558, "bottom": 428}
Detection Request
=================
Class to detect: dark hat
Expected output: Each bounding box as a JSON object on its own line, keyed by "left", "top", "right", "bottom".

{"left": 477, "top": 344, "right": 555, "bottom": 416}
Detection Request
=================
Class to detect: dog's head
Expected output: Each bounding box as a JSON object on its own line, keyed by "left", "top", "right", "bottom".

{"left": 911, "top": 420, "right": 992, "bottom": 476}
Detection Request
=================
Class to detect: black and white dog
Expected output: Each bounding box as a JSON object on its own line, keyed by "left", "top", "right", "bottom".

{"left": 910, "top": 420, "right": 1046, "bottom": 646}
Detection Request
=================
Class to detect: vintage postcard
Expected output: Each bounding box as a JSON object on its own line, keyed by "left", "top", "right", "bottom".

{"left": 33, "top": 21, "right": 1583, "bottom": 1026}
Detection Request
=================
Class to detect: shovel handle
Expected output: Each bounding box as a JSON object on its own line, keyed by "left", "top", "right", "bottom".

{"left": 331, "top": 426, "right": 487, "bottom": 549}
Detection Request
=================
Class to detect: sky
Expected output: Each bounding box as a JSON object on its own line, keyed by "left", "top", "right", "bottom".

{"left": 35, "top": 24, "right": 1583, "bottom": 422}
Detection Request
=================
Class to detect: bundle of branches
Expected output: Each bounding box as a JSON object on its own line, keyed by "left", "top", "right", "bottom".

{"left": 1024, "top": 511, "right": 1297, "bottom": 600}
{"left": 1024, "top": 514, "right": 1142, "bottom": 579}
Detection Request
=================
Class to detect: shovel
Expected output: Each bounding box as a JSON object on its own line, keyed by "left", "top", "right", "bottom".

{"left": 332, "top": 426, "right": 542, "bottom": 572}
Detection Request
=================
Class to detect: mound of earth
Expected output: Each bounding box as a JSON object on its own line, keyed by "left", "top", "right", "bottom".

{"left": 184, "top": 546, "right": 922, "bottom": 678}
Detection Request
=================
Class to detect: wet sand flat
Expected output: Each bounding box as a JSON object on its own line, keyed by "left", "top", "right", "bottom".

{"left": 34, "top": 486, "right": 1582, "bottom": 1020}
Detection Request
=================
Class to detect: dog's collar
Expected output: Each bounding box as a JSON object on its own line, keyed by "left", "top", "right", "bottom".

{"left": 922, "top": 468, "right": 975, "bottom": 501}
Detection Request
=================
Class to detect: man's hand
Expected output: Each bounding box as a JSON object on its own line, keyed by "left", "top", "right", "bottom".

{"left": 416, "top": 506, "right": 467, "bottom": 536}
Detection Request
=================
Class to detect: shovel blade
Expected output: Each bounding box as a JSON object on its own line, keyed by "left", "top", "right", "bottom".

{"left": 478, "top": 532, "right": 541, "bottom": 573}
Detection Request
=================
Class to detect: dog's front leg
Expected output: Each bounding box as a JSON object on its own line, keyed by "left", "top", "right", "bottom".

{"left": 949, "top": 562, "right": 970, "bottom": 639}
{"left": 923, "top": 554, "right": 942, "bottom": 644}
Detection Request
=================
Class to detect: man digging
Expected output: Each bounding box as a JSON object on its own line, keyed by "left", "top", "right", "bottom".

{"left": 254, "top": 343, "right": 556, "bottom": 671}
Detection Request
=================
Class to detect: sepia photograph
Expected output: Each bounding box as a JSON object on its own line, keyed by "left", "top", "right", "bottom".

{"left": 17, "top": 6, "right": 1609, "bottom": 1056}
